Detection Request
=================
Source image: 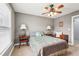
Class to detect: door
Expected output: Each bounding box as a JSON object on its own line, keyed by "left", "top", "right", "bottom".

{"left": 74, "top": 16, "right": 79, "bottom": 45}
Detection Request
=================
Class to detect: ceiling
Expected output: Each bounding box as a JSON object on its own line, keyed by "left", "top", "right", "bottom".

{"left": 12, "top": 3, "right": 79, "bottom": 19}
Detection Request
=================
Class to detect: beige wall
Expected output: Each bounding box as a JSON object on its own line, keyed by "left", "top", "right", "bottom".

{"left": 15, "top": 13, "right": 54, "bottom": 36}
{"left": 15, "top": 8, "right": 79, "bottom": 45}
{"left": 54, "top": 10, "right": 79, "bottom": 44}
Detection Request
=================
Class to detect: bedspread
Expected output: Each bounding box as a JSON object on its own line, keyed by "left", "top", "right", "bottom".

{"left": 29, "top": 36, "right": 68, "bottom": 56}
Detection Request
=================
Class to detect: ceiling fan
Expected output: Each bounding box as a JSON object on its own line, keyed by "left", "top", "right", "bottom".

{"left": 42, "top": 4, "right": 64, "bottom": 16}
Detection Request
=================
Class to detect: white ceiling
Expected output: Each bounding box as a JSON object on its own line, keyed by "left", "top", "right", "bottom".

{"left": 12, "top": 3, "right": 79, "bottom": 19}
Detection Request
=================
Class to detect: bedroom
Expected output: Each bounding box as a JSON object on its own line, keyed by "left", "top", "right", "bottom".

{"left": 0, "top": 3, "right": 79, "bottom": 56}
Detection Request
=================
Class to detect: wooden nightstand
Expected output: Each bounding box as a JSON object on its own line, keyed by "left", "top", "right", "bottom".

{"left": 19, "top": 35, "right": 30, "bottom": 48}
{"left": 60, "top": 34, "right": 68, "bottom": 43}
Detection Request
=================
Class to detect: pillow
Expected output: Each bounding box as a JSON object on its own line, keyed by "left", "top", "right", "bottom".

{"left": 55, "top": 32, "right": 62, "bottom": 37}
{"left": 35, "top": 32, "right": 44, "bottom": 37}
{"left": 35, "top": 32, "right": 41, "bottom": 36}
{"left": 30, "top": 31, "right": 44, "bottom": 37}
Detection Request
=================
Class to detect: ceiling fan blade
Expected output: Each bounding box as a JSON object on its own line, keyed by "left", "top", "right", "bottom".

{"left": 44, "top": 7, "right": 49, "bottom": 10}
{"left": 41, "top": 12, "right": 50, "bottom": 15}
{"left": 57, "top": 4, "right": 64, "bottom": 9}
{"left": 55, "top": 11, "right": 62, "bottom": 13}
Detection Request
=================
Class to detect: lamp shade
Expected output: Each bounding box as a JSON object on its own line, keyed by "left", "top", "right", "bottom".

{"left": 20, "top": 24, "right": 27, "bottom": 30}
{"left": 46, "top": 26, "right": 51, "bottom": 30}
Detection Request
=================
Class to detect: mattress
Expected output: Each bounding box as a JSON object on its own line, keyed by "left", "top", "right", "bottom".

{"left": 29, "top": 36, "right": 68, "bottom": 56}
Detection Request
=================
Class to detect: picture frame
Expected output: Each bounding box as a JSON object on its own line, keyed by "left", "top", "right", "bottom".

{"left": 59, "top": 21, "right": 63, "bottom": 27}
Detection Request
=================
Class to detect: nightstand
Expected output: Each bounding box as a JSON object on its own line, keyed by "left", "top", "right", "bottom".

{"left": 19, "top": 35, "right": 30, "bottom": 48}
{"left": 60, "top": 34, "right": 68, "bottom": 43}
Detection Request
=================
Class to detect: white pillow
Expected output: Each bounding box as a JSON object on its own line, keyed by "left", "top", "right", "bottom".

{"left": 35, "top": 32, "right": 42, "bottom": 36}
{"left": 55, "top": 32, "right": 62, "bottom": 37}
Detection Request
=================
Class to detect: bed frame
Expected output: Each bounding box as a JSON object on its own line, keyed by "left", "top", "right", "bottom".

{"left": 40, "top": 48, "right": 68, "bottom": 56}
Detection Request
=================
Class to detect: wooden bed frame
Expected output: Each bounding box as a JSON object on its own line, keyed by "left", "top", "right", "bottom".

{"left": 40, "top": 48, "right": 68, "bottom": 56}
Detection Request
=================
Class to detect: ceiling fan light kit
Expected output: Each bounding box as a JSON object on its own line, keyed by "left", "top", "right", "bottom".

{"left": 48, "top": 12, "right": 54, "bottom": 16}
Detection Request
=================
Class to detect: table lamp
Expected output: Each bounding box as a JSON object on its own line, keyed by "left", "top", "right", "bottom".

{"left": 46, "top": 26, "right": 52, "bottom": 34}
{"left": 20, "top": 24, "right": 27, "bottom": 36}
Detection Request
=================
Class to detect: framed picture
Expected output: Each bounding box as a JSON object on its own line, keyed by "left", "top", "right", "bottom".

{"left": 59, "top": 21, "right": 63, "bottom": 27}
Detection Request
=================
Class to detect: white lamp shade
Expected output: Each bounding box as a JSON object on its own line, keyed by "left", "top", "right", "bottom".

{"left": 20, "top": 24, "right": 27, "bottom": 29}
{"left": 46, "top": 26, "right": 51, "bottom": 30}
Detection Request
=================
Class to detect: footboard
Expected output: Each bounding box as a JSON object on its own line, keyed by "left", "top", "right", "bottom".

{"left": 43, "top": 41, "right": 68, "bottom": 56}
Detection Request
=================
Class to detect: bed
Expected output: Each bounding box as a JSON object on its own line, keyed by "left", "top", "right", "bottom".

{"left": 29, "top": 34, "right": 68, "bottom": 56}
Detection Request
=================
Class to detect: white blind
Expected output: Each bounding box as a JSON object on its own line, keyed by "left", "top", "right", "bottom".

{"left": 0, "top": 30, "right": 11, "bottom": 55}
{"left": 0, "top": 4, "right": 11, "bottom": 55}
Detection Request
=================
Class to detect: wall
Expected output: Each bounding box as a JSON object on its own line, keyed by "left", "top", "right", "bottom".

{"left": 54, "top": 10, "right": 79, "bottom": 44}
{"left": 15, "top": 13, "right": 54, "bottom": 43}
{"left": 0, "top": 3, "right": 15, "bottom": 56}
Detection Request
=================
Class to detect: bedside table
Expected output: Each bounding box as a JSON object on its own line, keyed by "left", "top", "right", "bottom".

{"left": 60, "top": 34, "right": 68, "bottom": 43}
{"left": 19, "top": 35, "right": 30, "bottom": 48}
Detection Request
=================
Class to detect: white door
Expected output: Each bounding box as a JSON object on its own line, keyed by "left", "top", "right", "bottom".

{"left": 74, "top": 16, "right": 79, "bottom": 45}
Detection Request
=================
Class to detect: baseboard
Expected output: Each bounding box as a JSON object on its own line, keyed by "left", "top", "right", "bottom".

{"left": 14, "top": 43, "right": 19, "bottom": 46}
{"left": 14, "top": 42, "right": 26, "bottom": 46}
{"left": 9, "top": 45, "right": 14, "bottom": 56}
{"left": 0, "top": 42, "right": 12, "bottom": 56}
{"left": 68, "top": 42, "right": 74, "bottom": 46}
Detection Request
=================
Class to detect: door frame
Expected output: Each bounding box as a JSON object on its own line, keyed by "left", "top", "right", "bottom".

{"left": 71, "top": 15, "right": 79, "bottom": 45}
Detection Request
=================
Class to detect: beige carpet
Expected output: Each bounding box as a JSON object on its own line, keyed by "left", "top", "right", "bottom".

{"left": 11, "top": 45, "right": 33, "bottom": 56}
{"left": 66, "top": 45, "right": 79, "bottom": 56}
{"left": 11, "top": 44, "right": 79, "bottom": 56}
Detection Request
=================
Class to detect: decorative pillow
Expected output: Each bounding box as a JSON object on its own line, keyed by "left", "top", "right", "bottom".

{"left": 35, "top": 32, "right": 41, "bottom": 36}
{"left": 30, "top": 31, "right": 44, "bottom": 37}
{"left": 55, "top": 32, "right": 63, "bottom": 37}
{"left": 35, "top": 32, "right": 44, "bottom": 37}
